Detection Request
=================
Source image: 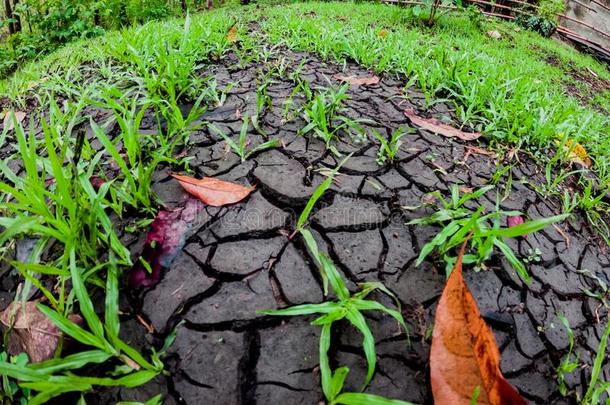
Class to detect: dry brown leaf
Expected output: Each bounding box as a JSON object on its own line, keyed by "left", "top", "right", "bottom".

{"left": 227, "top": 26, "right": 238, "bottom": 43}
{"left": 0, "top": 301, "right": 81, "bottom": 363}
{"left": 334, "top": 74, "right": 380, "bottom": 86}
{"left": 404, "top": 109, "right": 482, "bottom": 141}
{"left": 2, "top": 111, "right": 26, "bottom": 131}
{"left": 430, "top": 243, "right": 526, "bottom": 405}
{"left": 171, "top": 173, "right": 254, "bottom": 206}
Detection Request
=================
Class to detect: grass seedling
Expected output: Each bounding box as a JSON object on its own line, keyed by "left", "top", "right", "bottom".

{"left": 371, "top": 127, "right": 412, "bottom": 166}
{"left": 259, "top": 246, "right": 410, "bottom": 403}
{"left": 201, "top": 77, "right": 235, "bottom": 108}
{"left": 261, "top": 159, "right": 415, "bottom": 405}
{"left": 208, "top": 115, "right": 281, "bottom": 162}
{"left": 407, "top": 185, "right": 568, "bottom": 281}
{"left": 300, "top": 84, "right": 367, "bottom": 154}
{"left": 260, "top": 229, "right": 412, "bottom": 405}
{"left": 252, "top": 75, "right": 274, "bottom": 135}
{"left": 556, "top": 314, "right": 579, "bottom": 397}
{"left": 581, "top": 321, "right": 610, "bottom": 404}
{"left": 575, "top": 179, "right": 610, "bottom": 245}
{"left": 0, "top": 101, "right": 181, "bottom": 403}
{"left": 0, "top": 257, "right": 170, "bottom": 404}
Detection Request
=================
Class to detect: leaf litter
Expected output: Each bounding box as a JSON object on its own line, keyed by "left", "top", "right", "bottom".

{"left": 430, "top": 242, "right": 526, "bottom": 405}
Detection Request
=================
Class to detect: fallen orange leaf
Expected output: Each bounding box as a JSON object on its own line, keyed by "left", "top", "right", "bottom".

{"left": 227, "top": 26, "right": 238, "bottom": 43}
{"left": 334, "top": 74, "right": 380, "bottom": 86}
{"left": 430, "top": 243, "right": 526, "bottom": 405}
{"left": 378, "top": 29, "right": 388, "bottom": 37}
{"left": 171, "top": 173, "right": 254, "bottom": 206}
{"left": 404, "top": 109, "right": 481, "bottom": 141}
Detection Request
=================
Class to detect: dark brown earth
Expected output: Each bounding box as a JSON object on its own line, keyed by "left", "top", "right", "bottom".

{"left": 2, "top": 49, "right": 610, "bottom": 405}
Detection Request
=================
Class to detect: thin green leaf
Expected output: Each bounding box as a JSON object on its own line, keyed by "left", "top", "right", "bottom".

{"left": 493, "top": 239, "right": 531, "bottom": 283}
{"left": 31, "top": 350, "right": 112, "bottom": 374}
{"left": 329, "top": 367, "right": 350, "bottom": 401}
{"left": 415, "top": 221, "right": 460, "bottom": 266}
{"left": 297, "top": 153, "right": 352, "bottom": 230}
{"left": 492, "top": 214, "right": 568, "bottom": 238}
{"left": 333, "top": 392, "right": 419, "bottom": 405}
{"left": 69, "top": 248, "right": 108, "bottom": 344}
{"left": 320, "top": 254, "right": 350, "bottom": 301}
{"left": 320, "top": 322, "right": 333, "bottom": 400}
{"left": 105, "top": 262, "right": 120, "bottom": 344}
{"left": 37, "top": 304, "right": 105, "bottom": 349}
{"left": 258, "top": 302, "right": 342, "bottom": 316}
{"left": 345, "top": 309, "right": 376, "bottom": 390}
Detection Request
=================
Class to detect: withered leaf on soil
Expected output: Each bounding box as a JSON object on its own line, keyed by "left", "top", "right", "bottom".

{"left": 171, "top": 173, "right": 254, "bottom": 206}
{"left": 0, "top": 301, "right": 82, "bottom": 363}
{"left": 334, "top": 74, "right": 380, "bottom": 86}
{"left": 430, "top": 243, "right": 526, "bottom": 405}
{"left": 227, "top": 25, "right": 238, "bottom": 43}
{"left": 562, "top": 140, "right": 592, "bottom": 169}
{"left": 2, "top": 111, "right": 26, "bottom": 131}
{"left": 404, "top": 109, "right": 482, "bottom": 141}
{"left": 129, "top": 198, "right": 204, "bottom": 288}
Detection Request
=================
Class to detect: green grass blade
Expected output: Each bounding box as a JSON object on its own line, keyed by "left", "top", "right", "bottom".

{"left": 320, "top": 254, "right": 350, "bottom": 301}
{"left": 415, "top": 220, "right": 460, "bottom": 266}
{"left": 69, "top": 248, "right": 108, "bottom": 344}
{"left": 0, "top": 361, "right": 47, "bottom": 382}
{"left": 37, "top": 304, "right": 105, "bottom": 349}
{"left": 244, "top": 138, "right": 281, "bottom": 159}
{"left": 333, "top": 392, "right": 419, "bottom": 405}
{"left": 584, "top": 322, "right": 610, "bottom": 402}
{"left": 345, "top": 308, "right": 376, "bottom": 390}
{"left": 329, "top": 366, "right": 350, "bottom": 401}
{"left": 351, "top": 299, "right": 408, "bottom": 336}
{"left": 297, "top": 153, "right": 352, "bottom": 230}
{"left": 491, "top": 214, "right": 568, "bottom": 238}
{"left": 493, "top": 239, "right": 531, "bottom": 284}
{"left": 30, "top": 350, "right": 112, "bottom": 374}
{"left": 258, "top": 302, "right": 341, "bottom": 316}
{"left": 320, "top": 322, "right": 333, "bottom": 400}
{"left": 300, "top": 228, "right": 327, "bottom": 294}
{"left": 105, "top": 262, "right": 120, "bottom": 344}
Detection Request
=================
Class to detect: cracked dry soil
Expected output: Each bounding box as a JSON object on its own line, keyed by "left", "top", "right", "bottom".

{"left": 2, "top": 49, "right": 610, "bottom": 405}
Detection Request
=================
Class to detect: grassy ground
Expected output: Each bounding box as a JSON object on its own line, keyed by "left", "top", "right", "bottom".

{"left": 1, "top": 1, "right": 609, "bottom": 402}
{"left": 2, "top": 1, "right": 609, "bottom": 180}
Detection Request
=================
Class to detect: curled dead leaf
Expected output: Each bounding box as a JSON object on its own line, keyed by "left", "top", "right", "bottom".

{"left": 334, "top": 74, "right": 380, "bottom": 86}
{"left": 430, "top": 243, "right": 526, "bottom": 405}
{"left": 171, "top": 173, "right": 254, "bottom": 206}
{"left": 404, "top": 109, "right": 481, "bottom": 141}
{"left": 2, "top": 111, "right": 26, "bottom": 131}
{"left": 0, "top": 301, "right": 82, "bottom": 363}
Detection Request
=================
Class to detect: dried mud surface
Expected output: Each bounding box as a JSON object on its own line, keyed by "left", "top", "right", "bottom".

{"left": 2, "top": 49, "right": 610, "bottom": 405}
